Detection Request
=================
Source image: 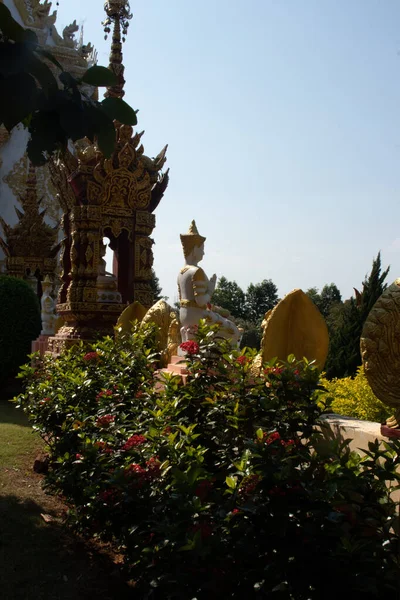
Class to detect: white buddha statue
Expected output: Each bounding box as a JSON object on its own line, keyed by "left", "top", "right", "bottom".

{"left": 97, "top": 240, "right": 122, "bottom": 304}
{"left": 41, "top": 275, "right": 55, "bottom": 336}
{"left": 178, "top": 221, "right": 241, "bottom": 345}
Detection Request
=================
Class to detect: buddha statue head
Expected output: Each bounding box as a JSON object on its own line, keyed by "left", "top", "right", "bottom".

{"left": 180, "top": 220, "right": 206, "bottom": 263}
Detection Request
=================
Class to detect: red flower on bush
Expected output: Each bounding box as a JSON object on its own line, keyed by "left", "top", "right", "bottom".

{"left": 126, "top": 463, "right": 146, "bottom": 475}
{"left": 83, "top": 352, "right": 100, "bottom": 362}
{"left": 232, "top": 508, "right": 241, "bottom": 515}
{"left": 264, "top": 431, "right": 281, "bottom": 444}
{"left": 122, "top": 434, "right": 147, "bottom": 451}
{"left": 94, "top": 441, "right": 113, "bottom": 454}
{"left": 239, "top": 474, "right": 261, "bottom": 498}
{"left": 125, "top": 463, "right": 148, "bottom": 488}
{"left": 96, "top": 389, "right": 113, "bottom": 400}
{"left": 264, "top": 366, "right": 284, "bottom": 376}
{"left": 75, "top": 453, "right": 83, "bottom": 460}
{"left": 40, "top": 397, "right": 51, "bottom": 405}
{"left": 260, "top": 431, "right": 297, "bottom": 449}
{"left": 179, "top": 341, "right": 200, "bottom": 355}
{"left": 236, "top": 355, "right": 249, "bottom": 366}
{"left": 96, "top": 414, "right": 115, "bottom": 427}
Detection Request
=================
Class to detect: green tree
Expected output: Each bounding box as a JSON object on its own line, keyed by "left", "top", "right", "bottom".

{"left": 0, "top": 4, "right": 137, "bottom": 164}
{"left": 306, "top": 283, "right": 342, "bottom": 319}
{"left": 150, "top": 269, "right": 165, "bottom": 302}
{"left": 212, "top": 276, "right": 246, "bottom": 319}
{"left": 319, "top": 283, "right": 342, "bottom": 318}
{"left": 0, "top": 275, "right": 41, "bottom": 382}
{"left": 306, "top": 287, "right": 320, "bottom": 307}
{"left": 245, "top": 279, "right": 279, "bottom": 324}
{"left": 325, "top": 253, "right": 389, "bottom": 378}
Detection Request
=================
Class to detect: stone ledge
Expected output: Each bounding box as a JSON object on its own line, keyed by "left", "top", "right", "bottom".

{"left": 319, "top": 413, "right": 383, "bottom": 455}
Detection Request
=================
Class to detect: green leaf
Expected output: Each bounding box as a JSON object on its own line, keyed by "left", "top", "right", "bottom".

{"left": 0, "top": 4, "right": 34, "bottom": 42}
{"left": 27, "top": 110, "right": 66, "bottom": 165}
{"left": 59, "top": 102, "right": 86, "bottom": 142}
{"left": 256, "top": 428, "right": 264, "bottom": 440}
{"left": 0, "top": 72, "right": 38, "bottom": 130}
{"left": 0, "top": 42, "right": 29, "bottom": 77}
{"left": 59, "top": 71, "right": 78, "bottom": 89}
{"left": 226, "top": 476, "right": 237, "bottom": 489}
{"left": 96, "top": 120, "right": 116, "bottom": 158}
{"left": 81, "top": 66, "right": 117, "bottom": 87}
{"left": 101, "top": 96, "right": 138, "bottom": 126}
{"left": 26, "top": 53, "right": 58, "bottom": 96}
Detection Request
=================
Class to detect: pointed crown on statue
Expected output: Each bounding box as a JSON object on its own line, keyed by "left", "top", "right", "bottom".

{"left": 180, "top": 220, "right": 206, "bottom": 258}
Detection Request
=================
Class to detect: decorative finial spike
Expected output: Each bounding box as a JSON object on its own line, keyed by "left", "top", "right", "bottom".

{"left": 188, "top": 220, "right": 199, "bottom": 235}
{"left": 103, "top": 1, "right": 132, "bottom": 99}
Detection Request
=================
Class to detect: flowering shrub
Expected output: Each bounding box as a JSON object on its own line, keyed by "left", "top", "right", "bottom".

{"left": 179, "top": 340, "right": 200, "bottom": 355}
{"left": 319, "top": 366, "right": 391, "bottom": 423}
{"left": 15, "top": 322, "right": 400, "bottom": 599}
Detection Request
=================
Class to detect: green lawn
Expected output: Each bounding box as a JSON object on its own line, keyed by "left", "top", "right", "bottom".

{"left": 0, "top": 398, "right": 132, "bottom": 600}
{"left": 0, "top": 400, "right": 42, "bottom": 470}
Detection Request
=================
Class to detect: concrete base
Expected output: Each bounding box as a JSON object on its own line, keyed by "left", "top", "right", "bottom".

{"left": 320, "top": 414, "right": 384, "bottom": 456}
{"left": 31, "top": 334, "right": 51, "bottom": 356}
{"left": 157, "top": 355, "right": 188, "bottom": 388}
{"left": 320, "top": 414, "right": 400, "bottom": 506}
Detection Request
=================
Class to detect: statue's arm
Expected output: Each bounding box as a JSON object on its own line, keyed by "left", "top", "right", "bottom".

{"left": 193, "top": 268, "right": 213, "bottom": 307}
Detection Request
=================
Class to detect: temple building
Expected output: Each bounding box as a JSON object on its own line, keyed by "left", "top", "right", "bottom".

{"left": 0, "top": 0, "right": 169, "bottom": 352}
{"left": 0, "top": 0, "right": 96, "bottom": 283}
{"left": 0, "top": 0, "right": 168, "bottom": 325}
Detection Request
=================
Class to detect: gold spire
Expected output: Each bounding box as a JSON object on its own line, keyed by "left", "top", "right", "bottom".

{"left": 103, "top": 0, "right": 132, "bottom": 99}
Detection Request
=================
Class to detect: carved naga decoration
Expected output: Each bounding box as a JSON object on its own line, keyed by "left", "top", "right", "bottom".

{"left": 361, "top": 279, "right": 400, "bottom": 431}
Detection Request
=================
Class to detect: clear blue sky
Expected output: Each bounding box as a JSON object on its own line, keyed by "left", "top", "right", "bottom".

{"left": 56, "top": 0, "right": 400, "bottom": 304}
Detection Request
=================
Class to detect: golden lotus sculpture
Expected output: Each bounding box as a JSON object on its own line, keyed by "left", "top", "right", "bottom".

{"left": 257, "top": 289, "right": 329, "bottom": 370}
{"left": 117, "top": 301, "right": 148, "bottom": 333}
{"left": 361, "top": 278, "right": 400, "bottom": 429}
{"left": 116, "top": 299, "right": 180, "bottom": 367}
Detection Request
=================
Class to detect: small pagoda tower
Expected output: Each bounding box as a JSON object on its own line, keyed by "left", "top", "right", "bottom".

{"left": 47, "top": 0, "right": 169, "bottom": 353}
{"left": 0, "top": 161, "right": 59, "bottom": 290}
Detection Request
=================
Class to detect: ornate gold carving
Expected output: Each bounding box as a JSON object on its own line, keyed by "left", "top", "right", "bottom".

{"left": 141, "top": 300, "right": 181, "bottom": 366}
{"left": 133, "top": 282, "right": 154, "bottom": 308}
{"left": 135, "top": 236, "right": 154, "bottom": 279}
{"left": 14, "top": 0, "right": 55, "bottom": 30}
{"left": 62, "top": 20, "right": 79, "bottom": 48}
{"left": 46, "top": 1, "right": 168, "bottom": 349}
{"left": 3, "top": 155, "right": 60, "bottom": 222}
{"left": 361, "top": 279, "right": 400, "bottom": 428}
{"left": 103, "top": 0, "right": 133, "bottom": 99}
{"left": 135, "top": 211, "right": 156, "bottom": 235}
{"left": 0, "top": 163, "right": 59, "bottom": 277}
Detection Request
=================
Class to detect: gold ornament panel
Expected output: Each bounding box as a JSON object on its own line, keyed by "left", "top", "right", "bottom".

{"left": 3, "top": 155, "right": 60, "bottom": 222}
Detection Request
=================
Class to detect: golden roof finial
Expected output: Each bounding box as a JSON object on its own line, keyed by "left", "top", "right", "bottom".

{"left": 103, "top": 0, "right": 133, "bottom": 99}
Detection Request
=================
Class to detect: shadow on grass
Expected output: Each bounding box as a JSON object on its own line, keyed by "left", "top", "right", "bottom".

{"left": 0, "top": 494, "right": 133, "bottom": 600}
{"left": 0, "top": 399, "right": 30, "bottom": 427}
